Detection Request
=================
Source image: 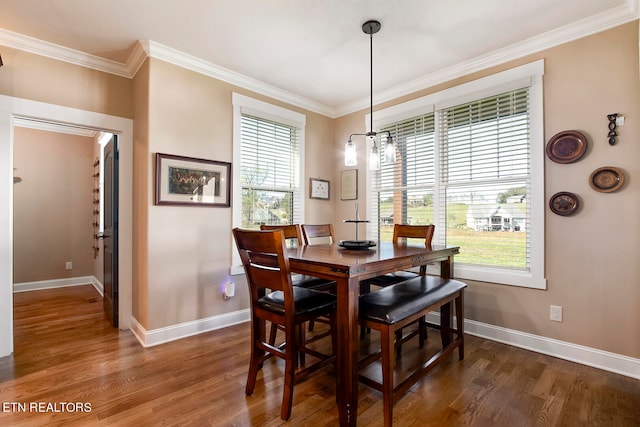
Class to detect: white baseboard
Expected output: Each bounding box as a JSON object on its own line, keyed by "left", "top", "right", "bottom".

{"left": 425, "top": 312, "right": 640, "bottom": 380}
{"left": 13, "top": 276, "right": 103, "bottom": 295}
{"left": 129, "top": 309, "right": 251, "bottom": 348}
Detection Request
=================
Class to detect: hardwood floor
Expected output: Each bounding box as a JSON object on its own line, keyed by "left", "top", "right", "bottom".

{"left": 1, "top": 285, "right": 638, "bottom": 426}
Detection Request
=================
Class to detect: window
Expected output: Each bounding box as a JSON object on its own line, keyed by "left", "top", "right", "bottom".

{"left": 231, "top": 93, "right": 306, "bottom": 274}
{"left": 369, "top": 61, "right": 545, "bottom": 288}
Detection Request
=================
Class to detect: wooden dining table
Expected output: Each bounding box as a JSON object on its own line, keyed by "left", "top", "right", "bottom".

{"left": 286, "top": 241, "right": 460, "bottom": 426}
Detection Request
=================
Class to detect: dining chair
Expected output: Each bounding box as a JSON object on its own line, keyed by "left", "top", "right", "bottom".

{"left": 361, "top": 223, "right": 435, "bottom": 291}
{"left": 233, "top": 228, "right": 337, "bottom": 421}
{"left": 260, "top": 224, "right": 336, "bottom": 344}
{"left": 358, "top": 276, "right": 466, "bottom": 427}
{"left": 260, "top": 224, "right": 335, "bottom": 291}
{"left": 301, "top": 223, "right": 336, "bottom": 245}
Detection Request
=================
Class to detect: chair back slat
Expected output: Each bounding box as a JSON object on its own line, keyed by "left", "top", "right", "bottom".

{"left": 260, "top": 224, "right": 304, "bottom": 247}
{"left": 233, "top": 228, "right": 293, "bottom": 296}
{"left": 301, "top": 224, "right": 335, "bottom": 245}
{"left": 392, "top": 224, "right": 435, "bottom": 246}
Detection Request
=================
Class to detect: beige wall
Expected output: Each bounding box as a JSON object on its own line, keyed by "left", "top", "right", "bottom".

{"left": 334, "top": 22, "right": 640, "bottom": 359}
{"left": 137, "top": 59, "right": 336, "bottom": 330}
{"left": 13, "top": 128, "right": 94, "bottom": 283}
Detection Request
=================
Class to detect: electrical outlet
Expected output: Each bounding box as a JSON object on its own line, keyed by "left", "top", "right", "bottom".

{"left": 65, "top": 261, "right": 73, "bottom": 270}
{"left": 223, "top": 282, "right": 235, "bottom": 300}
{"left": 550, "top": 305, "right": 562, "bottom": 322}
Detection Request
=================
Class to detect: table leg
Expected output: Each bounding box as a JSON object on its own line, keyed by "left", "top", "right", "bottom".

{"left": 440, "top": 255, "right": 453, "bottom": 279}
{"left": 335, "top": 276, "right": 359, "bottom": 426}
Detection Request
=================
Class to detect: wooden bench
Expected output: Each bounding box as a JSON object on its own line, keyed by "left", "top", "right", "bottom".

{"left": 358, "top": 276, "right": 466, "bottom": 426}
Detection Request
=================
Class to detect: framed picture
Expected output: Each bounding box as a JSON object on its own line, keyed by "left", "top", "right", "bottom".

{"left": 309, "top": 178, "right": 330, "bottom": 200}
{"left": 341, "top": 169, "right": 358, "bottom": 200}
{"left": 155, "top": 153, "right": 231, "bottom": 207}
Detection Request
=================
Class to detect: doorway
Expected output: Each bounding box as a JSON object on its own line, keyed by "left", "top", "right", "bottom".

{"left": 12, "top": 124, "right": 119, "bottom": 327}
{"left": 0, "top": 94, "right": 133, "bottom": 357}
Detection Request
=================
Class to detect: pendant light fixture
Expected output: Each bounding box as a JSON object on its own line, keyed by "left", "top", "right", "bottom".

{"left": 344, "top": 20, "right": 395, "bottom": 170}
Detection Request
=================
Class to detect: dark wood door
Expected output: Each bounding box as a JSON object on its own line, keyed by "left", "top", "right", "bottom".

{"left": 103, "top": 135, "right": 119, "bottom": 327}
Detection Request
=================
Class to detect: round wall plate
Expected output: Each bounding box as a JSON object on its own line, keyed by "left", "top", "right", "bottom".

{"left": 546, "top": 130, "right": 588, "bottom": 164}
{"left": 549, "top": 192, "right": 580, "bottom": 216}
{"left": 589, "top": 166, "right": 624, "bottom": 193}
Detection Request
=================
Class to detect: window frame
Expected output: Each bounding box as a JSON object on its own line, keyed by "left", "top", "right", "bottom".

{"left": 367, "top": 60, "right": 546, "bottom": 289}
{"left": 230, "top": 93, "right": 306, "bottom": 275}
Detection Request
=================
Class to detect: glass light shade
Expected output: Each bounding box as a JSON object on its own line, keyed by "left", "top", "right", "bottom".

{"left": 369, "top": 142, "right": 380, "bottom": 170}
{"left": 344, "top": 139, "right": 357, "bottom": 166}
{"left": 384, "top": 137, "right": 396, "bottom": 163}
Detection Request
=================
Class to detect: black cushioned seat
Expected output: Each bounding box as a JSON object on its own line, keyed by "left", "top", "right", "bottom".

{"left": 260, "top": 287, "right": 336, "bottom": 316}
{"left": 359, "top": 276, "right": 466, "bottom": 324}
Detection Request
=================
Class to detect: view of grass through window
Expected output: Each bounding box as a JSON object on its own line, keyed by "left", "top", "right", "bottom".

{"left": 378, "top": 194, "right": 527, "bottom": 269}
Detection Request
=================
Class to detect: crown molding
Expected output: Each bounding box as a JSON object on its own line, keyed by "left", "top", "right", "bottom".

{"left": 1, "top": 1, "right": 637, "bottom": 118}
{"left": 335, "top": 2, "right": 640, "bottom": 117}
{"left": 139, "top": 40, "right": 335, "bottom": 117}
{"left": 0, "top": 28, "right": 131, "bottom": 78}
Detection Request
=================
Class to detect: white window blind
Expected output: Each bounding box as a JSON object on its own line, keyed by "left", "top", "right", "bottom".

{"left": 369, "top": 60, "right": 545, "bottom": 288}
{"left": 439, "top": 88, "right": 531, "bottom": 270}
{"left": 240, "top": 114, "right": 301, "bottom": 228}
{"left": 372, "top": 114, "right": 435, "bottom": 242}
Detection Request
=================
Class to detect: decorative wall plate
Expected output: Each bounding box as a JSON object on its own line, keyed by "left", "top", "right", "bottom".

{"left": 549, "top": 192, "right": 580, "bottom": 216}
{"left": 546, "top": 130, "right": 588, "bottom": 163}
{"left": 589, "top": 166, "right": 624, "bottom": 193}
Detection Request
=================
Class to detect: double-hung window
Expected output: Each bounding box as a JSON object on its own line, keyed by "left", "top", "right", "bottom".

{"left": 369, "top": 61, "right": 545, "bottom": 288}
{"left": 231, "top": 93, "right": 305, "bottom": 274}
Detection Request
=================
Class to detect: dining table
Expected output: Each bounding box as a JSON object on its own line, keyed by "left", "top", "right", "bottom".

{"left": 286, "top": 241, "right": 460, "bottom": 426}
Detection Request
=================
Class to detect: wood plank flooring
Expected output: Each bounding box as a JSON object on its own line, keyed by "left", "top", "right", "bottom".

{"left": 1, "top": 285, "right": 638, "bottom": 426}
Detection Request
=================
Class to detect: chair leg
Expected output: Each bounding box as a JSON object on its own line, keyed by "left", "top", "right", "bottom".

{"left": 456, "top": 292, "right": 464, "bottom": 360}
{"left": 246, "top": 318, "right": 265, "bottom": 395}
{"left": 395, "top": 329, "right": 403, "bottom": 357}
{"left": 418, "top": 316, "right": 428, "bottom": 349}
{"left": 268, "top": 321, "right": 278, "bottom": 346}
{"left": 380, "top": 324, "right": 395, "bottom": 427}
{"left": 281, "top": 324, "right": 297, "bottom": 420}
{"left": 297, "top": 324, "right": 306, "bottom": 367}
{"left": 440, "top": 301, "right": 452, "bottom": 348}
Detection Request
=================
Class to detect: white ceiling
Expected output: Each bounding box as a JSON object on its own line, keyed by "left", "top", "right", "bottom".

{"left": 0, "top": 0, "right": 637, "bottom": 116}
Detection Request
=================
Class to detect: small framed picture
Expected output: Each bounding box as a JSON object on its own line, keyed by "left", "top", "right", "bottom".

{"left": 309, "top": 178, "right": 330, "bottom": 200}
{"left": 341, "top": 169, "right": 358, "bottom": 200}
{"left": 155, "top": 153, "right": 231, "bottom": 207}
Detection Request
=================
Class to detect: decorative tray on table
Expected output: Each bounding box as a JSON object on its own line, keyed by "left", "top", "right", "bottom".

{"left": 339, "top": 240, "right": 377, "bottom": 250}
{"left": 341, "top": 202, "right": 375, "bottom": 249}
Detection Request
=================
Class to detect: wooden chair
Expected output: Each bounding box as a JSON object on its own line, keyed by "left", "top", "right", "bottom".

{"left": 361, "top": 224, "right": 435, "bottom": 292}
{"left": 260, "top": 224, "right": 336, "bottom": 342}
{"left": 301, "top": 223, "right": 336, "bottom": 245}
{"left": 232, "top": 228, "right": 337, "bottom": 421}
{"left": 259, "top": 223, "right": 303, "bottom": 247}
{"left": 260, "top": 224, "right": 335, "bottom": 291}
{"left": 358, "top": 276, "right": 466, "bottom": 427}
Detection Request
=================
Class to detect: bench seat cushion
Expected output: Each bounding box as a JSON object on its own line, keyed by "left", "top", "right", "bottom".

{"left": 359, "top": 276, "right": 466, "bottom": 325}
